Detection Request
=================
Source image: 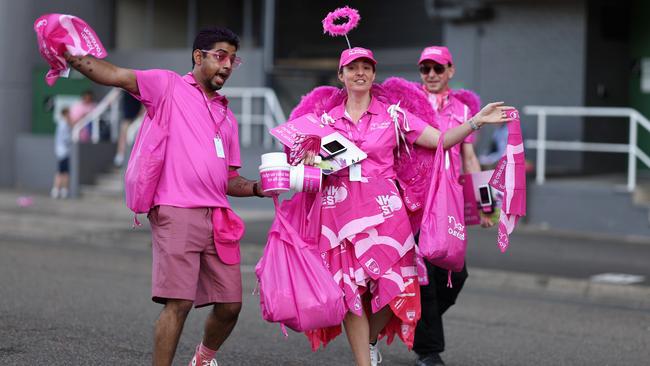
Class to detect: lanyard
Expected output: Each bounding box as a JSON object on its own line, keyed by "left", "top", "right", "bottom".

{"left": 199, "top": 89, "right": 229, "bottom": 137}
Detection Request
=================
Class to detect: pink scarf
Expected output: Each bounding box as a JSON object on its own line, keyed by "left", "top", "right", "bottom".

{"left": 34, "top": 14, "right": 107, "bottom": 86}
{"left": 489, "top": 109, "right": 526, "bottom": 252}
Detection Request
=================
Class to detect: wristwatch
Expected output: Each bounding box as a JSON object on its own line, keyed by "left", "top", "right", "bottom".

{"left": 468, "top": 117, "right": 480, "bottom": 131}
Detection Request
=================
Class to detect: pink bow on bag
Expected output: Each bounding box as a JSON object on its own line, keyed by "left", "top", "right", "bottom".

{"left": 34, "top": 14, "right": 107, "bottom": 86}
{"left": 489, "top": 109, "right": 526, "bottom": 252}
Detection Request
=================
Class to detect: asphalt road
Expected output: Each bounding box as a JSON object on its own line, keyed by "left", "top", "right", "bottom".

{"left": 1, "top": 191, "right": 649, "bottom": 365}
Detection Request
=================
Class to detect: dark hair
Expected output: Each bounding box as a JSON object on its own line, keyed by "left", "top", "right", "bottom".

{"left": 192, "top": 27, "right": 240, "bottom": 67}
{"left": 81, "top": 89, "right": 94, "bottom": 97}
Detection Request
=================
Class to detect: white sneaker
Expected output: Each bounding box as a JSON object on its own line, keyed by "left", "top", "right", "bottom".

{"left": 370, "top": 343, "right": 382, "bottom": 366}
{"left": 59, "top": 188, "right": 69, "bottom": 199}
{"left": 50, "top": 187, "right": 60, "bottom": 199}
{"left": 189, "top": 353, "right": 218, "bottom": 366}
{"left": 113, "top": 153, "right": 124, "bottom": 167}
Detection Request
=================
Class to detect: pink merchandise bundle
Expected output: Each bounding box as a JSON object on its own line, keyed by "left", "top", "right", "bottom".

{"left": 34, "top": 13, "right": 106, "bottom": 86}
{"left": 489, "top": 109, "right": 527, "bottom": 252}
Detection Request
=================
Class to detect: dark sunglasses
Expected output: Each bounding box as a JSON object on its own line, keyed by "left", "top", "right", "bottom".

{"left": 419, "top": 64, "right": 447, "bottom": 75}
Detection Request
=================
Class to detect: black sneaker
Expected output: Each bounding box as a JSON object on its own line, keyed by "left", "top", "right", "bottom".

{"left": 415, "top": 352, "right": 446, "bottom": 366}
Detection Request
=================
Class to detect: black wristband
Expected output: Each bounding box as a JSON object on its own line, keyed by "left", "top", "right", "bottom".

{"left": 252, "top": 182, "right": 264, "bottom": 198}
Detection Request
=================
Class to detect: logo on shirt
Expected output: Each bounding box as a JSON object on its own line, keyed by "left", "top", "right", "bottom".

{"left": 375, "top": 193, "right": 403, "bottom": 218}
{"left": 365, "top": 258, "right": 381, "bottom": 275}
{"left": 354, "top": 295, "right": 362, "bottom": 311}
{"left": 370, "top": 121, "right": 392, "bottom": 130}
{"left": 401, "top": 324, "right": 410, "bottom": 336}
{"left": 322, "top": 185, "right": 348, "bottom": 207}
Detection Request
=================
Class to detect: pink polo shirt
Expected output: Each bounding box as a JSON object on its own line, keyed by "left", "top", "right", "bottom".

{"left": 133, "top": 70, "right": 241, "bottom": 209}
{"left": 327, "top": 97, "right": 427, "bottom": 180}
{"left": 426, "top": 88, "right": 476, "bottom": 175}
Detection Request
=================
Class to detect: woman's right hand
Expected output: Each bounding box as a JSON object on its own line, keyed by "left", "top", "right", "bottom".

{"left": 473, "top": 102, "right": 516, "bottom": 127}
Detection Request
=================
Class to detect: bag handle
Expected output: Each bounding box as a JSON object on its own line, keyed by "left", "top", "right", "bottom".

{"left": 436, "top": 131, "right": 459, "bottom": 178}
{"left": 272, "top": 196, "right": 309, "bottom": 249}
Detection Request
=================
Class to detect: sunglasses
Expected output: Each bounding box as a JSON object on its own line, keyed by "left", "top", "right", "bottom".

{"left": 201, "top": 49, "right": 242, "bottom": 69}
{"left": 419, "top": 64, "right": 447, "bottom": 75}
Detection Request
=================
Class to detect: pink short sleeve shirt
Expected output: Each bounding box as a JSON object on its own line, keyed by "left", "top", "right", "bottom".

{"left": 427, "top": 91, "right": 476, "bottom": 175}
{"left": 133, "top": 70, "right": 241, "bottom": 208}
{"left": 327, "top": 97, "right": 426, "bottom": 180}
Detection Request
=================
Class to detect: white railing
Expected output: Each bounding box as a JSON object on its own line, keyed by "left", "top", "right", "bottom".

{"left": 125, "top": 87, "right": 286, "bottom": 149}
{"left": 220, "top": 87, "right": 286, "bottom": 148}
{"left": 71, "top": 88, "right": 122, "bottom": 143}
{"left": 523, "top": 106, "right": 650, "bottom": 192}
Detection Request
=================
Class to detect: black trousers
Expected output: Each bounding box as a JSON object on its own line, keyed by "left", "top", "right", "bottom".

{"left": 412, "top": 246, "right": 468, "bottom": 355}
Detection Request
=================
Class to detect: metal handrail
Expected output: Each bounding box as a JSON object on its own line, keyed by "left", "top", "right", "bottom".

{"left": 124, "top": 87, "right": 286, "bottom": 149}
{"left": 71, "top": 88, "right": 122, "bottom": 143}
{"left": 523, "top": 106, "right": 650, "bottom": 192}
{"left": 220, "top": 87, "right": 286, "bottom": 148}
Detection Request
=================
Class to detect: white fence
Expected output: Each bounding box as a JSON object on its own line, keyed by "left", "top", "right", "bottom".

{"left": 523, "top": 106, "right": 650, "bottom": 192}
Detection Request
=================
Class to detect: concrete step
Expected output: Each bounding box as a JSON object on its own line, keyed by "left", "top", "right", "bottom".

{"left": 82, "top": 168, "right": 124, "bottom": 199}
{"left": 528, "top": 175, "right": 650, "bottom": 238}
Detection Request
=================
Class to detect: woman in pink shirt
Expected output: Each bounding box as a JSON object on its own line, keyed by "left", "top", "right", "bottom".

{"left": 294, "top": 47, "right": 512, "bottom": 366}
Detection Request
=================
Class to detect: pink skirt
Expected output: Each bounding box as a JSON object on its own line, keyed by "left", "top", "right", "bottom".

{"left": 306, "top": 176, "right": 421, "bottom": 350}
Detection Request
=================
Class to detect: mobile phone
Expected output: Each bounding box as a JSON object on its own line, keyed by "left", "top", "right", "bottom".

{"left": 321, "top": 140, "right": 347, "bottom": 159}
{"left": 478, "top": 184, "right": 493, "bottom": 213}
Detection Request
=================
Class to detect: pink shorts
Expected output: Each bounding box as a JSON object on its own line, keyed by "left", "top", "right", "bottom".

{"left": 148, "top": 205, "right": 242, "bottom": 307}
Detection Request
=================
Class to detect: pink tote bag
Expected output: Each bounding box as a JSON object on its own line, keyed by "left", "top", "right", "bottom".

{"left": 419, "top": 133, "right": 467, "bottom": 272}
{"left": 255, "top": 196, "right": 346, "bottom": 333}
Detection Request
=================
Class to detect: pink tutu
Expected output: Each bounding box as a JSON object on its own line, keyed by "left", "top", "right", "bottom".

{"left": 306, "top": 176, "right": 421, "bottom": 349}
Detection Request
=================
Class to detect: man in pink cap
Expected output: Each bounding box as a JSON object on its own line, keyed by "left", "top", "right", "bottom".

{"left": 413, "top": 46, "right": 494, "bottom": 366}
{"left": 64, "top": 27, "right": 267, "bottom": 366}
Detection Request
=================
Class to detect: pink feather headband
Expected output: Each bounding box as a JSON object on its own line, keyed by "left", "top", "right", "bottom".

{"left": 322, "top": 6, "right": 360, "bottom": 49}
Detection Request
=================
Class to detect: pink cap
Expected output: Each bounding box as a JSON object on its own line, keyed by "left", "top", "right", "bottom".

{"left": 418, "top": 46, "right": 453, "bottom": 65}
{"left": 339, "top": 47, "right": 377, "bottom": 69}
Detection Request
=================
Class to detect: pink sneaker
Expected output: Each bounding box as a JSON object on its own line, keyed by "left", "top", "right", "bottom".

{"left": 188, "top": 350, "right": 218, "bottom": 366}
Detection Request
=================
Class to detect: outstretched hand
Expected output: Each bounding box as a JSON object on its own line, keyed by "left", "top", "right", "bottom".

{"left": 475, "top": 102, "right": 516, "bottom": 126}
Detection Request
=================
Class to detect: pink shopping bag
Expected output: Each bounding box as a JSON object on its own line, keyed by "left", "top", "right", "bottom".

{"left": 34, "top": 14, "right": 107, "bottom": 86}
{"left": 418, "top": 133, "right": 467, "bottom": 273}
{"left": 255, "top": 196, "right": 346, "bottom": 333}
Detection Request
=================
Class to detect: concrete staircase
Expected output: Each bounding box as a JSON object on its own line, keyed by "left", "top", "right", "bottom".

{"left": 81, "top": 168, "right": 124, "bottom": 199}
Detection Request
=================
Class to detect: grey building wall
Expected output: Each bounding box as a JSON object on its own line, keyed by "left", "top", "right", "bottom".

{"left": 0, "top": 1, "right": 33, "bottom": 186}
{"left": 1, "top": 0, "right": 115, "bottom": 188}
{"left": 444, "top": 0, "right": 587, "bottom": 174}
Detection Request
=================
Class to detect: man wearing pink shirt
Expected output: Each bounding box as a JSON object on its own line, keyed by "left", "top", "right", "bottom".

{"left": 413, "top": 46, "right": 494, "bottom": 366}
{"left": 65, "top": 27, "right": 265, "bottom": 366}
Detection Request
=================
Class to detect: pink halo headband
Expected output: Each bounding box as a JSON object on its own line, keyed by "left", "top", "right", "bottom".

{"left": 322, "top": 6, "right": 360, "bottom": 49}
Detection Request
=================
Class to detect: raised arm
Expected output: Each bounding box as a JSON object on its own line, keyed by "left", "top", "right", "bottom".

{"left": 64, "top": 54, "right": 138, "bottom": 95}
{"left": 415, "top": 102, "right": 514, "bottom": 149}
